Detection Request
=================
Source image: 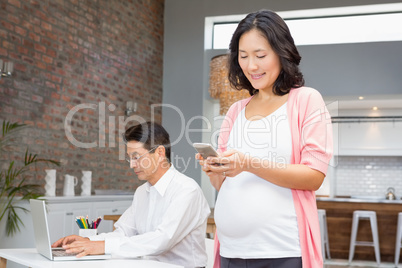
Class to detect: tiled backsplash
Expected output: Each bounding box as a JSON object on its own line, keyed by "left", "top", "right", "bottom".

{"left": 335, "top": 156, "right": 402, "bottom": 198}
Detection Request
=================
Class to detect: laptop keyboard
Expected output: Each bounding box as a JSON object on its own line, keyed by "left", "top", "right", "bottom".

{"left": 52, "top": 248, "right": 77, "bottom": 257}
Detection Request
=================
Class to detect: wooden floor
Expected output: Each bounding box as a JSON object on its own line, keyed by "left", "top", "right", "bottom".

{"left": 324, "top": 259, "right": 398, "bottom": 267}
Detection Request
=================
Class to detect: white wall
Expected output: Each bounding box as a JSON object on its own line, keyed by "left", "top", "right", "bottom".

{"left": 335, "top": 155, "right": 402, "bottom": 197}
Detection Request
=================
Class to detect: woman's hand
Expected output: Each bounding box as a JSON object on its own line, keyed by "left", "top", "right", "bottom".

{"left": 196, "top": 153, "right": 226, "bottom": 191}
{"left": 205, "top": 149, "right": 249, "bottom": 177}
{"left": 199, "top": 149, "right": 325, "bottom": 191}
{"left": 196, "top": 149, "right": 249, "bottom": 190}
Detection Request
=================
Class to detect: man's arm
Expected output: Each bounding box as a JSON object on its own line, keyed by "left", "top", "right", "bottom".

{"left": 104, "top": 188, "right": 208, "bottom": 257}
{"left": 51, "top": 205, "right": 137, "bottom": 257}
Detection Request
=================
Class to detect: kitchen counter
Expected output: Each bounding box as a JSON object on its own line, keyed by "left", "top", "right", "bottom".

{"left": 317, "top": 196, "right": 402, "bottom": 203}
{"left": 317, "top": 198, "right": 402, "bottom": 263}
{"left": 2, "top": 194, "right": 134, "bottom": 205}
{"left": 43, "top": 195, "right": 133, "bottom": 203}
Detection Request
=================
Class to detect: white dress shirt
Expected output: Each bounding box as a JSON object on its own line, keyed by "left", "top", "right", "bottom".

{"left": 90, "top": 165, "right": 210, "bottom": 267}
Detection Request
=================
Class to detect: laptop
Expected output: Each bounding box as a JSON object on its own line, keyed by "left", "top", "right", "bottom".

{"left": 30, "top": 199, "right": 112, "bottom": 261}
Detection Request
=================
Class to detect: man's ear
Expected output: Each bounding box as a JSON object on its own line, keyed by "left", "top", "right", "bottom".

{"left": 156, "top": 145, "right": 166, "bottom": 160}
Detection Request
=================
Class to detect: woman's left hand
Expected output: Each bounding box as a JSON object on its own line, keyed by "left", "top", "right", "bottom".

{"left": 204, "top": 149, "right": 249, "bottom": 178}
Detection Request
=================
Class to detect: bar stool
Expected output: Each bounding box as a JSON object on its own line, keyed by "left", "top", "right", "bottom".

{"left": 395, "top": 212, "right": 402, "bottom": 266}
{"left": 317, "top": 209, "right": 331, "bottom": 260}
{"left": 348, "top": 210, "right": 380, "bottom": 265}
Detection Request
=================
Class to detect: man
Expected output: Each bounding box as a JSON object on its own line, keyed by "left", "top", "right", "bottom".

{"left": 52, "top": 121, "right": 210, "bottom": 268}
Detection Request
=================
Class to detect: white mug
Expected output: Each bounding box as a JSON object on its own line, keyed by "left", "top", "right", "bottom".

{"left": 63, "top": 174, "right": 78, "bottom": 196}
{"left": 44, "top": 169, "right": 56, "bottom": 197}
{"left": 81, "top": 171, "right": 92, "bottom": 196}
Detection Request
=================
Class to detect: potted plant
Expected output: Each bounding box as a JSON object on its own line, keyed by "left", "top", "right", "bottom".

{"left": 0, "top": 121, "right": 60, "bottom": 236}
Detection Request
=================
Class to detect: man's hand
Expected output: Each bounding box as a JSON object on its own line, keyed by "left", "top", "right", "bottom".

{"left": 63, "top": 240, "right": 105, "bottom": 258}
{"left": 52, "top": 235, "right": 89, "bottom": 247}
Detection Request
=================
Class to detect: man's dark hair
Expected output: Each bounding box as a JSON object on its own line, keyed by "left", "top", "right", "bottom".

{"left": 228, "top": 9, "right": 304, "bottom": 96}
{"left": 124, "top": 121, "right": 171, "bottom": 162}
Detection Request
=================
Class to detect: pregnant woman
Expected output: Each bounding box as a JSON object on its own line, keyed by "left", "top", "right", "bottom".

{"left": 198, "top": 9, "right": 333, "bottom": 268}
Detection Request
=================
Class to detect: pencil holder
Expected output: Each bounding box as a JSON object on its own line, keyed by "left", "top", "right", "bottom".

{"left": 79, "top": 229, "right": 97, "bottom": 237}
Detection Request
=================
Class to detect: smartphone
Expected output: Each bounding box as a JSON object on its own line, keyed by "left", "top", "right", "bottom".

{"left": 193, "top": 143, "right": 219, "bottom": 159}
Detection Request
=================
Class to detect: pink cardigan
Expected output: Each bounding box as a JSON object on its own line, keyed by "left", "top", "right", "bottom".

{"left": 213, "top": 87, "right": 333, "bottom": 268}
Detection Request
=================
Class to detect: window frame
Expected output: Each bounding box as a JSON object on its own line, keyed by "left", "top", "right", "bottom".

{"left": 205, "top": 3, "right": 402, "bottom": 49}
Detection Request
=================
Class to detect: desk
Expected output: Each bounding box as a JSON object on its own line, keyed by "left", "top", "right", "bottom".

{"left": 0, "top": 248, "right": 182, "bottom": 268}
{"left": 103, "top": 214, "right": 121, "bottom": 230}
{"left": 206, "top": 208, "right": 215, "bottom": 238}
{"left": 206, "top": 218, "right": 216, "bottom": 237}
{"left": 103, "top": 215, "right": 121, "bottom": 222}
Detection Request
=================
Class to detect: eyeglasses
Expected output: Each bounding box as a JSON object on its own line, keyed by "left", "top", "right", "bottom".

{"left": 125, "top": 145, "right": 160, "bottom": 164}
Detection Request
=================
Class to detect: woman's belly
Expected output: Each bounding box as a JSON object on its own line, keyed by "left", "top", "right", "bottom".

{"left": 214, "top": 171, "right": 301, "bottom": 257}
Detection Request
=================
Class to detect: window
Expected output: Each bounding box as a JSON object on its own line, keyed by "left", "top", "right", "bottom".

{"left": 213, "top": 23, "right": 238, "bottom": 49}
{"left": 209, "top": 3, "right": 402, "bottom": 49}
{"left": 286, "top": 13, "right": 402, "bottom": 46}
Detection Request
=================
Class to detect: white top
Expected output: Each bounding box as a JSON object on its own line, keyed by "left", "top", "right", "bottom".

{"left": 215, "top": 103, "right": 302, "bottom": 258}
{"left": 90, "top": 165, "right": 210, "bottom": 268}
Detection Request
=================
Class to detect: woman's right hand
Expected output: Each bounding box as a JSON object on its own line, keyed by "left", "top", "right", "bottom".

{"left": 196, "top": 153, "right": 226, "bottom": 191}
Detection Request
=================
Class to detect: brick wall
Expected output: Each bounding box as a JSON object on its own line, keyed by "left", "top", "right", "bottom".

{"left": 0, "top": 0, "right": 164, "bottom": 195}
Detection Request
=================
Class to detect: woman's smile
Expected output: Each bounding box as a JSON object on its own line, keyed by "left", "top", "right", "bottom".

{"left": 250, "top": 73, "right": 265, "bottom": 80}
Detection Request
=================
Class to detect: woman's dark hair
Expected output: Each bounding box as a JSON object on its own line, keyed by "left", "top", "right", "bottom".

{"left": 124, "top": 121, "right": 171, "bottom": 162}
{"left": 228, "top": 9, "right": 304, "bottom": 96}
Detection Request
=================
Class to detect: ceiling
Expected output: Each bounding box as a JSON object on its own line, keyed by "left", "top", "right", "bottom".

{"left": 324, "top": 94, "right": 402, "bottom": 110}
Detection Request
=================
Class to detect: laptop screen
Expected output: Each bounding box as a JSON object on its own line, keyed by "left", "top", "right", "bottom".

{"left": 30, "top": 199, "right": 54, "bottom": 260}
